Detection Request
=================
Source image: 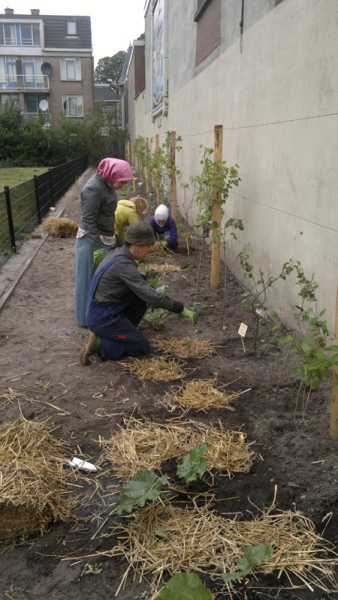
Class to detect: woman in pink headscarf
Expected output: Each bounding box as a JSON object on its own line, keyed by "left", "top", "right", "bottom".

{"left": 75, "top": 157, "right": 133, "bottom": 327}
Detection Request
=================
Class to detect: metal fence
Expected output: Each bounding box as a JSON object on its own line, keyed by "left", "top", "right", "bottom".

{"left": 0, "top": 156, "right": 88, "bottom": 266}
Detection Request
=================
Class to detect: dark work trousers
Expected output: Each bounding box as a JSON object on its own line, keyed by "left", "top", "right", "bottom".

{"left": 86, "top": 255, "right": 151, "bottom": 361}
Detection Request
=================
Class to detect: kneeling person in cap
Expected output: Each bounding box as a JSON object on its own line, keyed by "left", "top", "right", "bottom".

{"left": 80, "top": 222, "right": 184, "bottom": 364}
{"left": 150, "top": 204, "right": 178, "bottom": 250}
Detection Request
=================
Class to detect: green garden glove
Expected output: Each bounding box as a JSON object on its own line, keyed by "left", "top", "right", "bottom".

{"left": 93, "top": 248, "right": 107, "bottom": 267}
{"left": 182, "top": 307, "right": 198, "bottom": 325}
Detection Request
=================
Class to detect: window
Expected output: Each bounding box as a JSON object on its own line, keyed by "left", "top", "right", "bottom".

{"left": 3, "top": 24, "right": 16, "bottom": 46}
{"left": 67, "top": 21, "right": 78, "bottom": 36}
{"left": 60, "top": 58, "right": 81, "bottom": 81}
{"left": 63, "top": 95, "right": 84, "bottom": 117}
{"left": 0, "top": 93, "right": 19, "bottom": 107}
{"left": 195, "top": 0, "right": 221, "bottom": 66}
{"left": 25, "top": 94, "right": 39, "bottom": 113}
{"left": 0, "top": 23, "right": 40, "bottom": 47}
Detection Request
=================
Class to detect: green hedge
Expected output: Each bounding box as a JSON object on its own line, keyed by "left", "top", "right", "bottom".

{"left": 0, "top": 106, "right": 127, "bottom": 167}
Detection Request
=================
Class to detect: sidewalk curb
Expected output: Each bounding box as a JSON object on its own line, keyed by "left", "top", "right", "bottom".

{"left": 0, "top": 206, "right": 65, "bottom": 314}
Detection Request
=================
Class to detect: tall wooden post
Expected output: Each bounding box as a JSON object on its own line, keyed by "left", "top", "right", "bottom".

{"left": 146, "top": 138, "right": 152, "bottom": 194}
{"left": 155, "top": 134, "right": 161, "bottom": 205}
{"left": 210, "top": 124, "right": 223, "bottom": 289}
{"left": 330, "top": 281, "right": 338, "bottom": 439}
{"left": 170, "top": 131, "right": 177, "bottom": 220}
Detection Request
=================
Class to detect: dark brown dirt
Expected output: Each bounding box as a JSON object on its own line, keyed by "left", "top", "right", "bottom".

{"left": 0, "top": 171, "right": 337, "bottom": 600}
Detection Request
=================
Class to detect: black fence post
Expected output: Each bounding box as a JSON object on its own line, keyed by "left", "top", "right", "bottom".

{"left": 34, "top": 175, "right": 41, "bottom": 224}
{"left": 48, "top": 169, "right": 54, "bottom": 208}
{"left": 4, "top": 186, "right": 16, "bottom": 253}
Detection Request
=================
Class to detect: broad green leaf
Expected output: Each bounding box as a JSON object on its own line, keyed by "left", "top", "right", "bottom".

{"left": 177, "top": 443, "right": 208, "bottom": 484}
{"left": 223, "top": 544, "right": 273, "bottom": 584}
{"left": 117, "top": 470, "right": 169, "bottom": 514}
{"left": 158, "top": 573, "right": 213, "bottom": 600}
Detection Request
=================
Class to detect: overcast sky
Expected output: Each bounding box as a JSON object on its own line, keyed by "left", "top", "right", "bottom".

{"left": 1, "top": 1, "right": 145, "bottom": 63}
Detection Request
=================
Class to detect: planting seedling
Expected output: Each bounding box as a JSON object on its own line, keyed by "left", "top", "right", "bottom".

{"left": 103, "top": 419, "right": 255, "bottom": 479}
{"left": 177, "top": 443, "right": 209, "bottom": 484}
{"left": 193, "top": 130, "right": 242, "bottom": 289}
{"left": 143, "top": 308, "right": 169, "bottom": 331}
{"left": 223, "top": 544, "right": 273, "bottom": 584}
{"left": 117, "top": 470, "right": 169, "bottom": 514}
{"left": 181, "top": 307, "right": 198, "bottom": 325}
{"left": 157, "top": 573, "right": 213, "bottom": 600}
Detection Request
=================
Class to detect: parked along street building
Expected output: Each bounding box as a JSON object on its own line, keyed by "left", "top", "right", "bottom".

{"left": 0, "top": 7, "right": 94, "bottom": 125}
{"left": 123, "top": 0, "right": 338, "bottom": 329}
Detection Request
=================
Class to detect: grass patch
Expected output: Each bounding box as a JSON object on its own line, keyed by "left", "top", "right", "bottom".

{"left": 0, "top": 167, "right": 48, "bottom": 189}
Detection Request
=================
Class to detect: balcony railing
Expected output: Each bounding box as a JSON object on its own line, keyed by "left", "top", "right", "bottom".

{"left": 0, "top": 75, "right": 49, "bottom": 91}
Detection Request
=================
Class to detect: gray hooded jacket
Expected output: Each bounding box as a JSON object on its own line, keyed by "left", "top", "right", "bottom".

{"left": 94, "top": 246, "right": 183, "bottom": 313}
{"left": 79, "top": 173, "right": 117, "bottom": 238}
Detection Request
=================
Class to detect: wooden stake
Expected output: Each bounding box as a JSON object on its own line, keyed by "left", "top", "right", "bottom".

{"left": 155, "top": 134, "right": 161, "bottom": 205}
{"left": 330, "top": 281, "right": 338, "bottom": 439}
{"left": 210, "top": 124, "right": 223, "bottom": 289}
{"left": 146, "top": 138, "right": 152, "bottom": 193}
{"left": 170, "top": 131, "right": 177, "bottom": 220}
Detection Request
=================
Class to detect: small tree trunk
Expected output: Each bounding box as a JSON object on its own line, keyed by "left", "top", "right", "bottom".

{"left": 210, "top": 125, "right": 223, "bottom": 289}
{"left": 330, "top": 281, "right": 338, "bottom": 439}
{"left": 170, "top": 131, "right": 177, "bottom": 220}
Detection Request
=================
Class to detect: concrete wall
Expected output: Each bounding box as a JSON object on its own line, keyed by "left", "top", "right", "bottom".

{"left": 132, "top": 0, "right": 338, "bottom": 329}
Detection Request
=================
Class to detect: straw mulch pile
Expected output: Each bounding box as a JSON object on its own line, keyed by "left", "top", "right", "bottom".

{"left": 146, "top": 263, "right": 181, "bottom": 274}
{"left": 164, "top": 379, "right": 242, "bottom": 412}
{"left": 41, "top": 217, "right": 78, "bottom": 237}
{"left": 109, "top": 503, "right": 338, "bottom": 594}
{"left": 121, "top": 356, "right": 185, "bottom": 382}
{"left": 102, "top": 418, "right": 254, "bottom": 479}
{"left": 0, "top": 419, "right": 78, "bottom": 541}
{"left": 154, "top": 337, "right": 216, "bottom": 359}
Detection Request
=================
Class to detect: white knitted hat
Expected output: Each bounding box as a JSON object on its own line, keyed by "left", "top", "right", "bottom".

{"left": 154, "top": 204, "right": 169, "bottom": 224}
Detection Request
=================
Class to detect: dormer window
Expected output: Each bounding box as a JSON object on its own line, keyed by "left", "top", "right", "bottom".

{"left": 66, "top": 21, "right": 77, "bottom": 36}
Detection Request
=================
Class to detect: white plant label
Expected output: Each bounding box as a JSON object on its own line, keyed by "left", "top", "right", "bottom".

{"left": 238, "top": 322, "right": 248, "bottom": 338}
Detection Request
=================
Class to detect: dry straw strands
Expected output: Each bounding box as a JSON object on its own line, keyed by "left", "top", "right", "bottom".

{"left": 121, "top": 356, "right": 185, "bottom": 382}
{"left": 146, "top": 263, "right": 181, "bottom": 274}
{"left": 0, "top": 419, "right": 78, "bottom": 541}
{"left": 154, "top": 337, "right": 216, "bottom": 359}
{"left": 110, "top": 503, "right": 338, "bottom": 594}
{"left": 41, "top": 217, "right": 78, "bottom": 238}
{"left": 102, "top": 418, "right": 254, "bottom": 479}
{"left": 165, "top": 378, "right": 244, "bottom": 412}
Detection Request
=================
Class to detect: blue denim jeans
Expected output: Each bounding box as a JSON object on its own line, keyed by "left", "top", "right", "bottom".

{"left": 74, "top": 237, "right": 103, "bottom": 327}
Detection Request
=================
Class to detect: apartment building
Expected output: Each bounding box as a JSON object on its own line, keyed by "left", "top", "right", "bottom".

{"left": 0, "top": 8, "right": 94, "bottom": 125}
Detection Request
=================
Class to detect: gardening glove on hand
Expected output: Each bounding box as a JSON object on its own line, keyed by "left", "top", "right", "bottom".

{"left": 171, "top": 301, "right": 184, "bottom": 314}
{"left": 182, "top": 307, "right": 198, "bottom": 325}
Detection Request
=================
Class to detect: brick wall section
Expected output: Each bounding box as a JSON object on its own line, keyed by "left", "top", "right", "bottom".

{"left": 45, "top": 55, "right": 94, "bottom": 123}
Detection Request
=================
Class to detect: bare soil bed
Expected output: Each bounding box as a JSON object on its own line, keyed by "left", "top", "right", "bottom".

{"left": 0, "top": 172, "right": 337, "bottom": 600}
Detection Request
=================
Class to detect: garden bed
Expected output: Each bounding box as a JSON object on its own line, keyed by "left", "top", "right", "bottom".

{"left": 0, "top": 183, "right": 337, "bottom": 599}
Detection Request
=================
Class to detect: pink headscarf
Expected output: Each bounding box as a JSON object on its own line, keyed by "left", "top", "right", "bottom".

{"left": 97, "top": 158, "right": 133, "bottom": 185}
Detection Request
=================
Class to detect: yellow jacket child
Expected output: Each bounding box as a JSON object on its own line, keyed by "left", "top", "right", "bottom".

{"left": 115, "top": 197, "right": 148, "bottom": 243}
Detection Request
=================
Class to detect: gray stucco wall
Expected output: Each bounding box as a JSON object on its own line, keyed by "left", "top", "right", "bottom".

{"left": 132, "top": 0, "right": 338, "bottom": 330}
